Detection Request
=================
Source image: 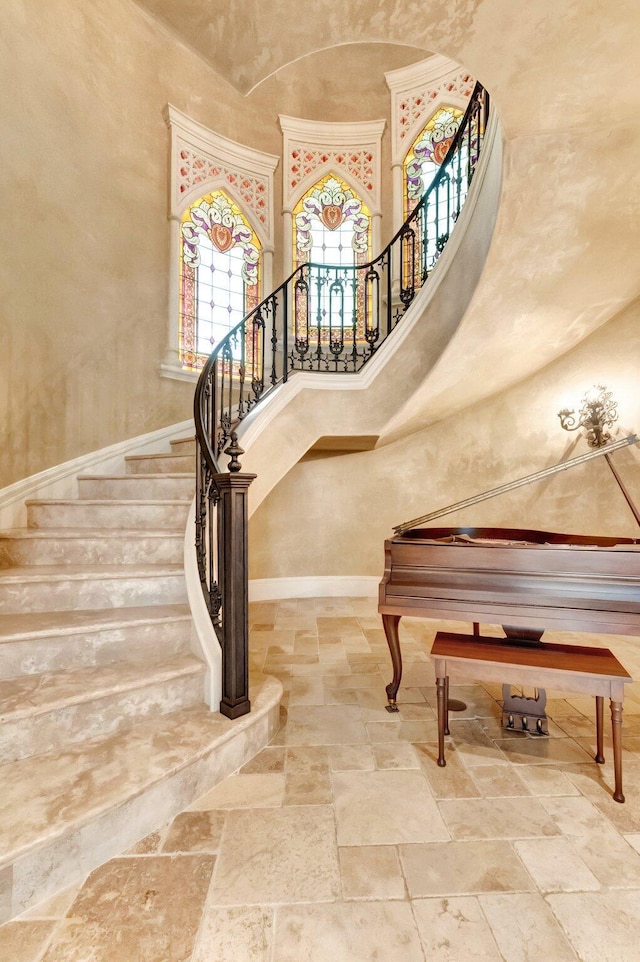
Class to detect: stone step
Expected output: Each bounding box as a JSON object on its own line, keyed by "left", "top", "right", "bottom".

{"left": 170, "top": 437, "right": 196, "bottom": 456}
{"left": 0, "top": 528, "right": 184, "bottom": 566}
{"left": 125, "top": 453, "right": 193, "bottom": 475}
{"left": 0, "top": 564, "right": 186, "bottom": 614}
{"left": 25, "top": 499, "right": 191, "bottom": 530}
{"left": 0, "top": 604, "right": 192, "bottom": 678}
{"left": 0, "top": 672, "right": 281, "bottom": 922}
{"left": 0, "top": 655, "right": 207, "bottom": 763}
{"left": 77, "top": 474, "right": 195, "bottom": 500}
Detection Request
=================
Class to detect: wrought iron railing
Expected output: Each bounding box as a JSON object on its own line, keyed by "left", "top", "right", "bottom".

{"left": 194, "top": 82, "right": 489, "bottom": 716}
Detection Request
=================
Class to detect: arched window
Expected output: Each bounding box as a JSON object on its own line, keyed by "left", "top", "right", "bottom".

{"left": 178, "top": 191, "right": 262, "bottom": 371}
{"left": 403, "top": 105, "right": 464, "bottom": 219}
{"left": 292, "top": 174, "right": 371, "bottom": 349}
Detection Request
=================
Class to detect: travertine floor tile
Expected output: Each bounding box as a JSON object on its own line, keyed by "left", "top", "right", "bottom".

{"left": 548, "top": 890, "right": 640, "bottom": 962}
{"left": 538, "top": 793, "right": 611, "bottom": 836}
{"left": 328, "top": 744, "right": 376, "bottom": 772}
{"left": 412, "top": 896, "right": 504, "bottom": 960}
{"left": 239, "top": 746, "right": 285, "bottom": 774}
{"left": 448, "top": 720, "right": 509, "bottom": 767}
{"left": 516, "top": 764, "right": 581, "bottom": 797}
{"left": 161, "top": 811, "right": 225, "bottom": 853}
{"left": 188, "top": 773, "right": 285, "bottom": 810}
{"left": 285, "top": 745, "right": 329, "bottom": 773}
{"left": 40, "top": 855, "right": 214, "bottom": 962}
{"left": 479, "top": 893, "right": 577, "bottom": 962}
{"left": 207, "top": 806, "right": 341, "bottom": 904}
{"left": 0, "top": 920, "right": 58, "bottom": 962}
{"left": 467, "top": 764, "right": 532, "bottom": 797}
{"left": 514, "top": 837, "right": 599, "bottom": 892}
{"left": 372, "top": 741, "right": 419, "bottom": 769}
{"left": 438, "top": 797, "right": 560, "bottom": 840}
{"left": 272, "top": 901, "right": 424, "bottom": 961}
{"left": 414, "top": 742, "right": 481, "bottom": 798}
{"left": 332, "top": 769, "right": 449, "bottom": 845}
{"left": 284, "top": 705, "right": 368, "bottom": 745}
{"left": 288, "top": 676, "right": 325, "bottom": 705}
{"left": 283, "top": 772, "right": 332, "bottom": 805}
{"left": 494, "top": 735, "right": 592, "bottom": 766}
{"left": 338, "top": 845, "right": 406, "bottom": 900}
{"left": 191, "top": 906, "right": 273, "bottom": 962}
{"left": 399, "top": 840, "right": 535, "bottom": 896}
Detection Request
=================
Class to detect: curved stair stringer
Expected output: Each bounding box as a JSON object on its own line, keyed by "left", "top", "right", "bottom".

{"left": 185, "top": 112, "right": 503, "bottom": 710}
{"left": 237, "top": 110, "right": 502, "bottom": 512}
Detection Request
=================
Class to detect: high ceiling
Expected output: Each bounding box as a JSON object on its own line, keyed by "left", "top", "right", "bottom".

{"left": 131, "top": 0, "right": 435, "bottom": 94}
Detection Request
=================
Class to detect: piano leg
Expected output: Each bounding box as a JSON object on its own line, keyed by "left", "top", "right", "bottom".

{"left": 595, "top": 696, "right": 605, "bottom": 764}
{"left": 611, "top": 699, "right": 625, "bottom": 803}
{"left": 382, "top": 613, "right": 402, "bottom": 712}
{"left": 436, "top": 676, "right": 447, "bottom": 766}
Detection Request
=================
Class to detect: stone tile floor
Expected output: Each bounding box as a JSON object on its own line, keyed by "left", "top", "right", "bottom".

{"left": 5, "top": 596, "right": 640, "bottom": 960}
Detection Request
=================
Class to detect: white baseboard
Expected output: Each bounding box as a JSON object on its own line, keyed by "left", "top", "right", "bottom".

{"left": 249, "top": 575, "right": 379, "bottom": 601}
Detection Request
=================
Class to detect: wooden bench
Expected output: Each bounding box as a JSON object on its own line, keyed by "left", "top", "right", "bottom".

{"left": 430, "top": 630, "right": 632, "bottom": 803}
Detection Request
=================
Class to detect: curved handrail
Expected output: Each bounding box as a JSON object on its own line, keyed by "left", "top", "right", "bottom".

{"left": 193, "top": 82, "right": 489, "bottom": 714}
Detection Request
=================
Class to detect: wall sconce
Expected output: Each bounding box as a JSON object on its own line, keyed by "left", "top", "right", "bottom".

{"left": 557, "top": 384, "right": 618, "bottom": 448}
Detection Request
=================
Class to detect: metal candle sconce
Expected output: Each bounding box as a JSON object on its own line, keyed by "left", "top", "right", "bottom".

{"left": 558, "top": 385, "right": 640, "bottom": 529}
{"left": 557, "top": 384, "right": 618, "bottom": 448}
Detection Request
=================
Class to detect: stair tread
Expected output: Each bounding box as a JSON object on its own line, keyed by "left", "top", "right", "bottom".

{"left": 0, "top": 604, "right": 191, "bottom": 641}
{"left": 78, "top": 473, "right": 194, "bottom": 482}
{"left": 0, "top": 527, "right": 185, "bottom": 539}
{"left": 0, "top": 563, "right": 184, "bottom": 583}
{"left": 25, "top": 498, "right": 192, "bottom": 506}
{"left": 0, "top": 654, "right": 205, "bottom": 720}
{"left": 126, "top": 452, "right": 193, "bottom": 461}
{"left": 0, "top": 670, "right": 280, "bottom": 868}
{"left": 0, "top": 704, "right": 224, "bottom": 865}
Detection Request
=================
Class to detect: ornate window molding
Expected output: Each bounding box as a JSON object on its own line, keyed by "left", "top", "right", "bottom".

{"left": 385, "top": 55, "right": 475, "bottom": 235}
{"left": 279, "top": 115, "right": 385, "bottom": 276}
{"left": 159, "top": 105, "right": 279, "bottom": 380}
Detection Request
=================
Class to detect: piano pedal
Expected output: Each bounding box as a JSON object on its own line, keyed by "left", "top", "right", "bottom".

{"left": 501, "top": 685, "right": 548, "bottom": 736}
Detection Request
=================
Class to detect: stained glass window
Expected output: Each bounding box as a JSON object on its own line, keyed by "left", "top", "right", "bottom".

{"left": 403, "top": 105, "right": 464, "bottom": 219}
{"left": 179, "top": 191, "right": 261, "bottom": 371}
{"left": 293, "top": 174, "right": 371, "bottom": 341}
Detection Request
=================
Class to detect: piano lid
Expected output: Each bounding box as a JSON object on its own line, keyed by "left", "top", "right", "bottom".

{"left": 394, "top": 435, "right": 639, "bottom": 536}
{"left": 397, "top": 525, "right": 640, "bottom": 547}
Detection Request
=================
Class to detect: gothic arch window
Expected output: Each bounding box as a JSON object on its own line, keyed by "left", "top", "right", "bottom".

{"left": 403, "top": 104, "right": 464, "bottom": 219}
{"left": 161, "top": 106, "right": 278, "bottom": 381}
{"left": 179, "top": 191, "right": 262, "bottom": 371}
{"left": 293, "top": 173, "right": 371, "bottom": 337}
{"left": 294, "top": 173, "right": 371, "bottom": 267}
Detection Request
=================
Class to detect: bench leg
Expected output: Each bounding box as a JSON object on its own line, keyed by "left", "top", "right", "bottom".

{"left": 437, "top": 676, "right": 447, "bottom": 767}
{"left": 444, "top": 676, "right": 450, "bottom": 736}
{"left": 611, "top": 700, "right": 625, "bottom": 803}
{"left": 595, "top": 695, "right": 605, "bottom": 764}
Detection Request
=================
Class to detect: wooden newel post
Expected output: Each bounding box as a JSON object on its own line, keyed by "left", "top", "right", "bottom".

{"left": 215, "top": 434, "right": 256, "bottom": 719}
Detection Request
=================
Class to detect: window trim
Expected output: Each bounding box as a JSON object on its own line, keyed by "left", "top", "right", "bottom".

{"left": 159, "top": 105, "right": 279, "bottom": 381}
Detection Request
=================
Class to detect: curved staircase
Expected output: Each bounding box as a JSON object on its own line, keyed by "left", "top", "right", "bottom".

{"left": 0, "top": 437, "right": 280, "bottom": 922}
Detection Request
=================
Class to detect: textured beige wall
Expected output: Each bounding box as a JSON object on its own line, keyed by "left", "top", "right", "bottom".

{"left": 1, "top": 0, "right": 243, "bottom": 485}
{"left": 249, "top": 298, "right": 640, "bottom": 579}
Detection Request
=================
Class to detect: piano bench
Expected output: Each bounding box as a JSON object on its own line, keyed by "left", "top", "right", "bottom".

{"left": 430, "top": 630, "right": 633, "bottom": 803}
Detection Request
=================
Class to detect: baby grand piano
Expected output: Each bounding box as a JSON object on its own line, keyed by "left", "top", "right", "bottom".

{"left": 379, "top": 436, "right": 640, "bottom": 711}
